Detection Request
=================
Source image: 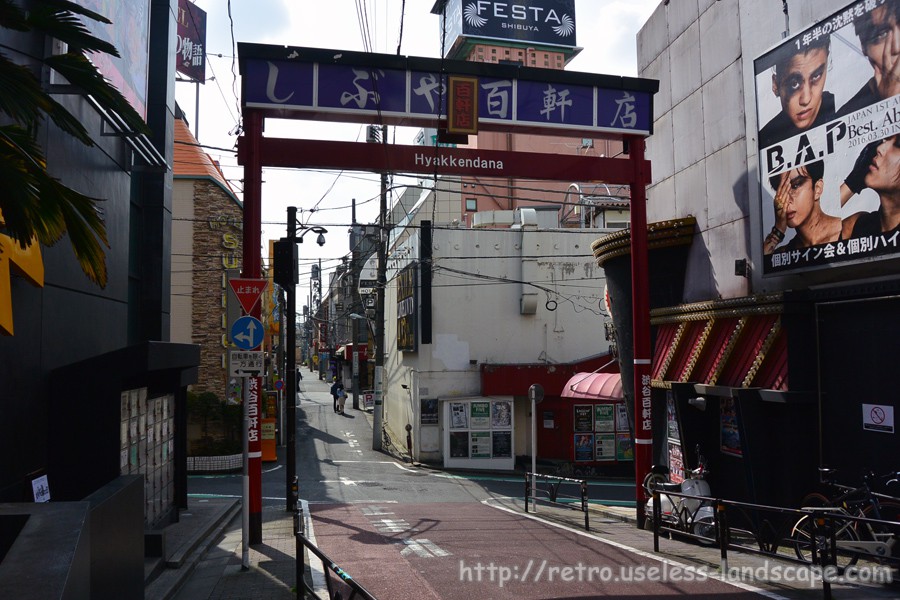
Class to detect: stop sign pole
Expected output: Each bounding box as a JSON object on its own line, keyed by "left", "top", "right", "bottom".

{"left": 241, "top": 111, "right": 264, "bottom": 552}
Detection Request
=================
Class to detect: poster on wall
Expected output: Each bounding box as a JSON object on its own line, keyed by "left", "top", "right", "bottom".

{"left": 470, "top": 431, "right": 491, "bottom": 457}
{"left": 491, "top": 400, "right": 512, "bottom": 428}
{"left": 470, "top": 402, "right": 490, "bottom": 429}
{"left": 574, "top": 405, "right": 593, "bottom": 432}
{"left": 543, "top": 410, "right": 555, "bottom": 428}
{"left": 594, "top": 404, "right": 615, "bottom": 432}
{"left": 755, "top": 0, "right": 900, "bottom": 275}
{"left": 595, "top": 433, "right": 615, "bottom": 461}
{"left": 492, "top": 431, "right": 512, "bottom": 458}
{"left": 574, "top": 433, "right": 594, "bottom": 461}
{"left": 720, "top": 397, "right": 742, "bottom": 457}
{"left": 450, "top": 432, "right": 469, "bottom": 457}
{"left": 667, "top": 440, "right": 685, "bottom": 484}
{"left": 615, "top": 403, "right": 630, "bottom": 431}
{"left": 616, "top": 433, "right": 634, "bottom": 461}
{"left": 421, "top": 399, "right": 439, "bottom": 425}
{"left": 450, "top": 402, "right": 468, "bottom": 429}
{"left": 666, "top": 391, "right": 680, "bottom": 441}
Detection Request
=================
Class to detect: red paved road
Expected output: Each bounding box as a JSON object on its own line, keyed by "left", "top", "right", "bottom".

{"left": 310, "top": 502, "right": 768, "bottom": 599}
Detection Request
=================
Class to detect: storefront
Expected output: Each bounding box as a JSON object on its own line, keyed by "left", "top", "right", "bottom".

{"left": 556, "top": 372, "right": 631, "bottom": 467}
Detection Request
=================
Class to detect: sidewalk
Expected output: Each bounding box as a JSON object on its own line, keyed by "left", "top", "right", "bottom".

{"left": 146, "top": 374, "right": 899, "bottom": 599}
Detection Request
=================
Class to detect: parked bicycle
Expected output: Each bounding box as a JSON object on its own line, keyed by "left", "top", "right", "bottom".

{"left": 791, "top": 468, "right": 900, "bottom": 568}
{"left": 643, "top": 445, "right": 716, "bottom": 544}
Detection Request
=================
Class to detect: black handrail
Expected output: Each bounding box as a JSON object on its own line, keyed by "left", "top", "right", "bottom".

{"left": 294, "top": 509, "right": 378, "bottom": 600}
{"left": 525, "top": 472, "right": 590, "bottom": 531}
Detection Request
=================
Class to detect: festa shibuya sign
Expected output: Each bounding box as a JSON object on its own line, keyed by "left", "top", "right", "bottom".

{"left": 238, "top": 44, "right": 653, "bottom": 138}
{"left": 438, "top": 0, "right": 577, "bottom": 49}
{"left": 754, "top": 0, "right": 900, "bottom": 275}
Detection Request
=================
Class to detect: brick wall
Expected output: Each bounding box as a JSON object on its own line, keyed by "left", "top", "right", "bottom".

{"left": 190, "top": 180, "right": 242, "bottom": 397}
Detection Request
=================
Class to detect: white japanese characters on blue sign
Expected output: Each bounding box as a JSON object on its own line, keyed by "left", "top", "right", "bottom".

{"left": 242, "top": 49, "right": 652, "bottom": 136}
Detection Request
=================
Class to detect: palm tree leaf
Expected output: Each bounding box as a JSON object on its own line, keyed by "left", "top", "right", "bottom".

{"left": 26, "top": 2, "right": 118, "bottom": 57}
{"left": 0, "top": 126, "right": 64, "bottom": 245}
{"left": 0, "top": 0, "right": 28, "bottom": 31}
{"left": 0, "top": 125, "right": 108, "bottom": 286}
{"left": 39, "top": 176, "right": 108, "bottom": 287}
{"left": 0, "top": 53, "right": 93, "bottom": 144}
{"left": 45, "top": 53, "right": 150, "bottom": 135}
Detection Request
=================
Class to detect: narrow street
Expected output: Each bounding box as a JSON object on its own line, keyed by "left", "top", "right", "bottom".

{"left": 180, "top": 375, "right": 871, "bottom": 599}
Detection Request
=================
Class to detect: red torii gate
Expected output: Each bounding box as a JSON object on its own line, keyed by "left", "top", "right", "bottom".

{"left": 237, "top": 43, "right": 658, "bottom": 541}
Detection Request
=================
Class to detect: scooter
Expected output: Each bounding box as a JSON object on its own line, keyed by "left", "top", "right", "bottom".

{"left": 642, "top": 447, "right": 716, "bottom": 543}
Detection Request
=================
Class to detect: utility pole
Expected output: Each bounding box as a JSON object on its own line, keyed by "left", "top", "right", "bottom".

{"left": 275, "top": 209, "right": 327, "bottom": 510}
{"left": 351, "top": 199, "right": 360, "bottom": 411}
{"left": 372, "top": 124, "right": 388, "bottom": 451}
{"left": 284, "top": 206, "right": 298, "bottom": 513}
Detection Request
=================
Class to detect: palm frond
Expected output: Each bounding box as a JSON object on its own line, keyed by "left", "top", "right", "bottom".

{"left": 27, "top": 2, "right": 118, "bottom": 56}
{"left": 0, "top": 0, "right": 28, "bottom": 31}
{"left": 0, "top": 52, "right": 93, "bottom": 144}
{"left": 45, "top": 52, "right": 150, "bottom": 136}
{"left": 0, "top": 124, "right": 107, "bottom": 287}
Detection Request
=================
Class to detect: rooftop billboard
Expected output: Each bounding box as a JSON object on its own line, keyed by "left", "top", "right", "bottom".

{"left": 439, "top": 0, "right": 576, "bottom": 54}
{"left": 754, "top": 0, "right": 900, "bottom": 275}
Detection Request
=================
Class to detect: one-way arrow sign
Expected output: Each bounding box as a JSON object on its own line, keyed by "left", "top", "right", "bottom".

{"left": 228, "top": 278, "right": 268, "bottom": 314}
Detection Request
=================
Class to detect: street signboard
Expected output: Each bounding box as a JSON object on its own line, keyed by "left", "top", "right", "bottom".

{"left": 231, "top": 315, "right": 264, "bottom": 350}
{"left": 229, "top": 350, "right": 264, "bottom": 376}
{"left": 228, "top": 278, "right": 268, "bottom": 314}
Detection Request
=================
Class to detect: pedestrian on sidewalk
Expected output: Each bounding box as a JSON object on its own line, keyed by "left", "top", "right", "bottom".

{"left": 330, "top": 377, "right": 344, "bottom": 413}
{"left": 336, "top": 386, "right": 347, "bottom": 415}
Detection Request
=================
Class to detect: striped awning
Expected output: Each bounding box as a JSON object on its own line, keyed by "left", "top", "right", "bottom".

{"left": 561, "top": 372, "right": 623, "bottom": 400}
{"left": 650, "top": 295, "right": 787, "bottom": 390}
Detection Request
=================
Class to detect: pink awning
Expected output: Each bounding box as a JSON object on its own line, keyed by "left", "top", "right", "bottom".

{"left": 560, "top": 372, "right": 623, "bottom": 400}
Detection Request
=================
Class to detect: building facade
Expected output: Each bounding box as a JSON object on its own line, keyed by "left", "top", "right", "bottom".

{"left": 626, "top": 0, "right": 900, "bottom": 507}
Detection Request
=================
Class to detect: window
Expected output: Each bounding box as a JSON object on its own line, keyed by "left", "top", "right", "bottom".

{"left": 466, "top": 198, "right": 478, "bottom": 212}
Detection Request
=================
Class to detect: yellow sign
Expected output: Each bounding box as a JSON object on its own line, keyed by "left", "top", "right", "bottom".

{"left": 261, "top": 418, "right": 277, "bottom": 462}
{"left": 0, "top": 210, "right": 45, "bottom": 336}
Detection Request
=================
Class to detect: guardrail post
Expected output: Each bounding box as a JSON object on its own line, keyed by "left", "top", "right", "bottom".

{"left": 525, "top": 473, "right": 530, "bottom": 513}
{"left": 582, "top": 479, "right": 589, "bottom": 531}
{"left": 716, "top": 500, "right": 727, "bottom": 575}
{"left": 652, "top": 489, "right": 660, "bottom": 552}
{"left": 294, "top": 508, "right": 306, "bottom": 598}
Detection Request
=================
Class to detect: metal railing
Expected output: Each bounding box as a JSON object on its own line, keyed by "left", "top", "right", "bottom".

{"left": 647, "top": 489, "right": 899, "bottom": 599}
{"left": 294, "top": 508, "right": 378, "bottom": 600}
{"left": 525, "top": 472, "right": 590, "bottom": 531}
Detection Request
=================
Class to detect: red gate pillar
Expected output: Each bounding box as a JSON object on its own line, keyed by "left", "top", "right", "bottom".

{"left": 242, "top": 110, "right": 263, "bottom": 545}
{"left": 628, "top": 135, "right": 652, "bottom": 525}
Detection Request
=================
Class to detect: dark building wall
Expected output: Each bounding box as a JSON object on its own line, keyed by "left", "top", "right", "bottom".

{"left": 0, "top": 0, "right": 178, "bottom": 502}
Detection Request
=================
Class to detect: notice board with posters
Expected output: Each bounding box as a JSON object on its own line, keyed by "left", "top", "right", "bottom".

{"left": 754, "top": 0, "right": 900, "bottom": 276}
{"left": 443, "top": 397, "right": 515, "bottom": 470}
{"left": 572, "top": 402, "right": 631, "bottom": 463}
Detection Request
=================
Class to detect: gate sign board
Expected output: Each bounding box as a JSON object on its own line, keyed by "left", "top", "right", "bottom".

{"left": 238, "top": 44, "right": 654, "bottom": 138}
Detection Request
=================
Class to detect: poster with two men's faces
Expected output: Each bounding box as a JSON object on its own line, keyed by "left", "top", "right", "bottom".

{"left": 755, "top": 0, "right": 900, "bottom": 274}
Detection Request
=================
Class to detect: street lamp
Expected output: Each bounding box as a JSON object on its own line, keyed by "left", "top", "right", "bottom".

{"left": 276, "top": 206, "right": 327, "bottom": 513}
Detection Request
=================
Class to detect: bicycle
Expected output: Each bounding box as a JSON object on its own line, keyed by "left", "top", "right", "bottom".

{"left": 791, "top": 468, "right": 900, "bottom": 568}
